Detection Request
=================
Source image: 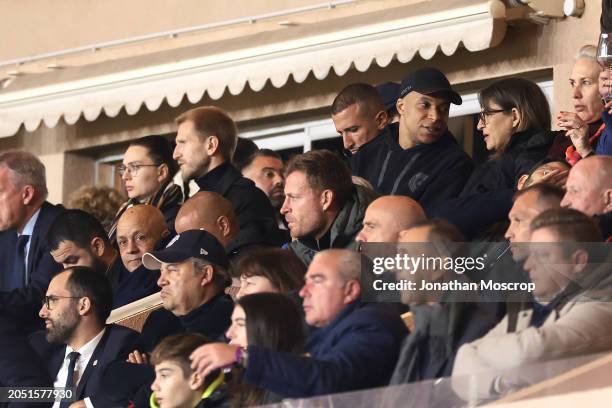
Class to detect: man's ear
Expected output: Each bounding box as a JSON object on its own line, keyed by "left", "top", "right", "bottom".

{"left": 571, "top": 249, "right": 589, "bottom": 276}
{"left": 343, "top": 280, "right": 361, "bottom": 304}
{"left": 517, "top": 174, "right": 529, "bottom": 190}
{"left": 206, "top": 136, "right": 220, "bottom": 156}
{"left": 21, "top": 185, "right": 36, "bottom": 206}
{"left": 199, "top": 264, "right": 214, "bottom": 287}
{"left": 217, "top": 215, "right": 230, "bottom": 237}
{"left": 90, "top": 237, "right": 106, "bottom": 257}
{"left": 603, "top": 188, "right": 612, "bottom": 213}
{"left": 78, "top": 296, "right": 93, "bottom": 317}
{"left": 396, "top": 97, "right": 406, "bottom": 116}
{"left": 374, "top": 110, "right": 389, "bottom": 129}
{"left": 189, "top": 371, "right": 205, "bottom": 391}
{"left": 320, "top": 189, "right": 334, "bottom": 212}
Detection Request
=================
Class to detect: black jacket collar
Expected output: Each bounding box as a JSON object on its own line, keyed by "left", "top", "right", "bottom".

{"left": 195, "top": 162, "right": 242, "bottom": 196}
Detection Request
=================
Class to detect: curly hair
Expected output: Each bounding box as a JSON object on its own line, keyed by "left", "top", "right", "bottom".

{"left": 68, "top": 185, "right": 125, "bottom": 232}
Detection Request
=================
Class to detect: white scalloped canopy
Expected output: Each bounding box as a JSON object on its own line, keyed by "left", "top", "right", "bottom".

{"left": 0, "top": 0, "right": 507, "bottom": 137}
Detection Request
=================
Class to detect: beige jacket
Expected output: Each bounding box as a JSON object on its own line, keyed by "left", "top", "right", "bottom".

{"left": 452, "top": 282, "right": 612, "bottom": 402}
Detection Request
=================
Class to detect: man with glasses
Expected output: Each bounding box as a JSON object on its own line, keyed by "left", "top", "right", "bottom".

{"left": 350, "top": 68, "right": 473, "bottom": 209}
{"left": 31, "top": 266, "right": 138, "bottom": 408}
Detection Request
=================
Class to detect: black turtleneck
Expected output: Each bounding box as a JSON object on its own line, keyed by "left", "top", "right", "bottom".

{"left": 139, "top": 291, "right": 234, "bottom": 352}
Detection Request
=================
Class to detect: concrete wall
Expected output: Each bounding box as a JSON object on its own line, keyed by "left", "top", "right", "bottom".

{"left": 0, "top": 0, "right": 333, "bottom": 60}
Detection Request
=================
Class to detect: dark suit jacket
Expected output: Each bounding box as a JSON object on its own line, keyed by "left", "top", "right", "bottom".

{"left": 0, "top": 202, "right": 64, "bottom": 328}
{"left": 30, "top": 324, "right": 139, "bottom": 407}
{"left": 195, "top": 162, "right": 282, "bottom": 247}
{"left": 243, "top": 302, "right": 408, "bottom": 398}
{"left": 0, "top": 312, "right": 50, "bottom": 391}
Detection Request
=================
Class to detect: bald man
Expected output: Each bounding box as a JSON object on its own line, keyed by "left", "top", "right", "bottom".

{"left": 561, "top": 156, "right": 612, "bottom": 216}
{"left": 116, "top": 205, "right": 169, "bottom": 272}
{"left": 175, "top": 191, "right": 239, "bottom": 247}
{"left": 356, "top": 195, "right": 426, "bottom": 243}
{"left": 113, "top": 205, "right": 169, "bottom": 307}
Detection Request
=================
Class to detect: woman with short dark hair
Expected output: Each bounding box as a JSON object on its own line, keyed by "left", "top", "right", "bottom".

{"left": 468, "top": 77, "right": 554, "bottom": 189}
{"left": 430, "top": 78, "right": 556, "bottom": 239}
{"left": 235, "top": 248, "right": 305, "bottom": 299}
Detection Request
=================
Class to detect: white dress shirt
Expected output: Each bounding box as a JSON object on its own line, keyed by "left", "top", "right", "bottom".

{"left": 52, "top": 329, "right": 105, "bottom": 408}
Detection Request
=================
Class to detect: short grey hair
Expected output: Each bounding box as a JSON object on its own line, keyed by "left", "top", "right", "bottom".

{"left": 319, "top": 249, "right": 362, "bottom": 283}
{"left": 575, "top": 44, "right": 597, "bottom": 61}
{"left": 190, "top": 257, "right": 230, "bottom": 289}
{"left": 0, "top": 150, "right": 48, "bottom": 198}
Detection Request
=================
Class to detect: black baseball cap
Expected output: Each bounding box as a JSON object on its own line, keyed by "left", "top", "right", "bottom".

{"left": 142, "top": 229, "right": 229, "bottom": 270}
{"left": 398, "top": 67, "right": 462, "bottom": 105}
{"left": 376, "top": 82, "right": 401, "bottom": 112}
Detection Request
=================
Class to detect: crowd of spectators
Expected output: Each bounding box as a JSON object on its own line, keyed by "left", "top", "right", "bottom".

{"left": 0, "top": 14, "right": 611, "bottom": 407}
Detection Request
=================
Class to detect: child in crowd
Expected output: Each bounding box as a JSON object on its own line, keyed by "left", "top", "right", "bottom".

{"left": 150, "top": 334, "right": 226, "bottom": 408}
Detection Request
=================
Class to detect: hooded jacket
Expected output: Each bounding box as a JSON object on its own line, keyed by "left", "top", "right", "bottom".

{"left": 289, "top": 185, "right": 376, "bottom": 266}
{"left": 350, "top": 123, "right": 473, "bottom": 210}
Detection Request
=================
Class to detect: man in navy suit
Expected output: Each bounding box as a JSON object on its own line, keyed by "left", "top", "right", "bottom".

{"left": 0, "top": 151, "right": 64, "bottom": 330}
{"left": 47, "top": 209, "right": 126, "bottom": 297}
{"left": 191, "top": 249, "right": 408, "bottom": 398}
{"left": 31, "top": 266, "right": 138, "bottom": 408}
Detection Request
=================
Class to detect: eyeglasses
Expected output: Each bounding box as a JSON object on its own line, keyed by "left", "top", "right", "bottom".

{"left": 117, "top": 163, "right": 160, "bottom": 176}
{"left": 41, "top": 295, "right": 81, "bottom": 310}
{"left": 478, "top": 109, "right": 511, "bottom": 125}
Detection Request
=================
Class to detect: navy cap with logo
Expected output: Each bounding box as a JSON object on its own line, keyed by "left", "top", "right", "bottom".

{"left": 142, "top": 229, "right": 229, "bottom": 270}
{"left": 376, "top": 82, "right": 401, "bottom": 112}
{"left": 398, "top": 67, "right": 462, "bottom": 105}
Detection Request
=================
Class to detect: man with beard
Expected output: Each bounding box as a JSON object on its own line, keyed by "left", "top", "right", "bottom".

{"left": 173, "top": 106, "right": 281, "bottom": 246}
{"left": 239, "top": 149, "right": 289, "bottom": 240}
{"left": 331, "top": 83, "right": 388, "bottom": 159}
{"left": 47, "top": 210, "right": 125, "bottom": 294}
{"left": 31, "top": 266, "right": 138, "bottom": 408}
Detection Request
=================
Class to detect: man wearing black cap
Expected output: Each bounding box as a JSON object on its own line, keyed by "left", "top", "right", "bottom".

{"left": 101, "top": 230, "right": 234, "bottom": 407}
{"left": 137, "top": 229, "right": 234, "bottom": 352}
{"left": 376, "top": 82, "right": 401, "bottom": 124}
{"left": 352, "top": 67, "right": 473, "bottom": 209}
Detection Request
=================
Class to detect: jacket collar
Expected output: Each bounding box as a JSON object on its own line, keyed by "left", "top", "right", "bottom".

{"left": 504, "top": 128, "right": 553, "bottom": 153}
{"left": 195, "top": 162, "right": 242, "bottom": 196}
{"left": 296, "top": 184, "right": 374, "bottom": 250}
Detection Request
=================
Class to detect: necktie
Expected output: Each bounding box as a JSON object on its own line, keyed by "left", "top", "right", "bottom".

{"left": 6, "top": 234, "right": 29, "bottom": 291}
{"left": 60, "top": 351, "right": 80, "bottom": 408}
